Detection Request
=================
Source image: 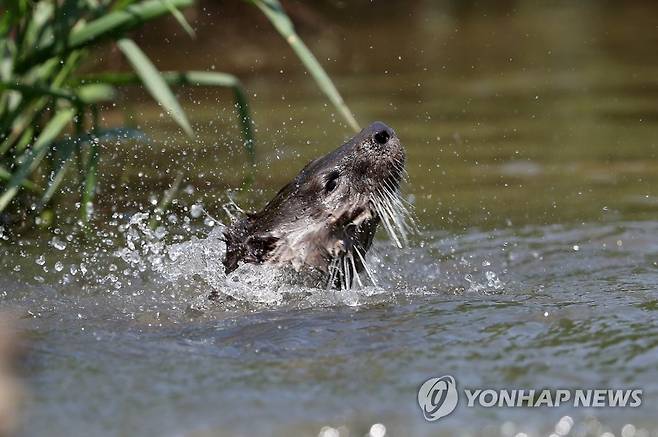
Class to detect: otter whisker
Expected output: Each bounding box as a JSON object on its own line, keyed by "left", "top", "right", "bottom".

{"left": 371, "top": 195, "right": 403, "bottom": 248}
{"left": 375, "top": 187, "right": 409, "bottom": 246}
{"left": 327, "top": 257, "right": 340, "bottom": 290}
{"left": 383, "top": 191, "right": 406, "bottom": 217}
{"left": 392, "top": 162, "right": 406, "bottom": 177}
{"left": 390, "top": 159, "right": 408, "bottom": 180}
{"left": 348, "top": 252, "right": 363, "bottom": 288}
{"left": 383, "top": 175, "right": 398, "bottom": 191}
{"left": 371, "top": 194, "right": 395, "bottom": 234}
{"left": 354, "top": 245, "right": 378, "bottom": 286}
{"left": 382, "top": 187, "right": 413, "bottom": 227}
{"left": 379, "top": 181, "right": 416, "bottom": 233}
{"left": 377, "top": 190, "right": 408, "bottom": 244}
{"left": 382, "top": 177, "right": 405, "bottom": 200}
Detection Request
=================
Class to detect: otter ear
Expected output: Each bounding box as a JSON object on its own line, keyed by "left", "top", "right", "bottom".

{"left": 246, "top": 234, "right": 279, "bottom": 262}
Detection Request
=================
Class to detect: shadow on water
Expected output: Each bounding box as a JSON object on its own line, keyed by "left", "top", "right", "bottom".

{"left": 1, "top": 1, "right": 658, "bottom": 436}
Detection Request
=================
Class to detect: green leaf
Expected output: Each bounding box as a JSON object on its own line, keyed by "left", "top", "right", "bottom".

{"left": 0, "top": 9, "right": 14, "bottom": 36}
{"left": 0, "top": 51, "right": 83, "bottom": 155}
{"left": 0, "top": 80, "right": 78, "bottom": 102}
{"left": 249, "top": 0, "right": 360, "bottom": 132}
{"left": 76, "top": 83, "right": 117, "bottom": 104}
{"left": 71, "top": 0, "right": 193, "bottom": 47}
{"left": 161, "top": 0, "right": 195, "bottom": 38}
{"left": 81, "top": 136, "right": 100, "bottom": 223}
{"left": 112, "top": 0, "right": 140, "bottom": 11}
{"left": 0, "top": 164, "right": 39, "bottom": 192}
{"left": 0, "top": 103, "right": 34, "bottom": 156}
{"left": 117, "top": 38, "right": 193, "bottom": 137}
{"left": 22, "top": 1, "right": 54, "bottom": 52}
{"left": 15, "top": 0, "right": 194, "bottom": 72}
{"left": 0, "top": 108, "right": 75, "bottom": 212}
{"left": 0, "top": 38, "right": 15, "bottom": 82}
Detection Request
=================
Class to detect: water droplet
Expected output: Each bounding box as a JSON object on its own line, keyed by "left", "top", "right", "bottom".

{"left": 485, "top": 271, "right": 503, "bottom": 289}
{"left": 369, "top": 423, "right": 386, "bottom": 437}
{"left": 154, "top": 227, "right": 167, "bottom": 239}
{"left": 190, "top": 204, "right": 203, "bottom": 218}
{"left": 621, "top": 424, "right": 636, "bottom": 437}
{"left": 50, "top": 237, "right": 67, "bottom": 251}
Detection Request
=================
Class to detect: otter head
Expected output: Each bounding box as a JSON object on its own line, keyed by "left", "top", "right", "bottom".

{"left": 223, "top": 121, "right": 409, "bottom": 287}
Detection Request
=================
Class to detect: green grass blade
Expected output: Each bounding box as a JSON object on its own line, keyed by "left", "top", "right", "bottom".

{"left": 231, "top": 84, "right": 255, "bottom": 164}
{"left": 0, "top": 107, "right": 75, "bottom": 212}
{"left": 1, "top": 51, "right": 82, "bottom": 154}
{"left": 76, "top": 83, "right": 117, "bottom": 104}
{"left": 158, "top": 72, "right": 253, "bottom": 160}
{"left": 117, "top": 38, "right": 193, "bottom": 137}
{"left": 41, "top": 137, "right": 78, "bottom": 204}
{"left": 112, "top": 0, "right": 140, "bottom": 11}
{"left": 81, "top": 136, "right": 99, "bottom": 222}
{"left": 71, "top": 0, "right": 193, "bottom": 47}
{"left": 0, "top": 9, "right": 14, "bottom": 36}
{"left": 39, "top": 125, "right": 148, "bottom": 210}
{"left": 78, "top": 70, "right": 238, "bottom": 86}
{"left": 13, "top": 125, "right": 34, "bottom": 154}
{"left": 0, "top": 164, "right": 39, "bottom": 192}
{"left": 0, "top": 81, "right": 79, "bottom": 102}
{"left": 0, "top": 38, "right": 15, "bottom": 82}
{"left": 78, "top": 71, "right": 255, "bottom": 160}
{"left": 161, "top": 0, "right": 195, "bottom": 38}
{"left": 249, "top": 0, "right": 360, "bottom": 132}
{"left": 0, "top": 114, "right": 33, "bottom": 156}
{"left": 22, "top": 1, "right": 54, "bottom": 53}
{"left": 15, "top": 0, "right": 193, "bottom": 72}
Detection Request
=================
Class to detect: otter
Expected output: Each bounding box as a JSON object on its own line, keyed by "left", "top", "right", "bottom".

{"left": 223, "top": 121, "right": 410, "bottom": 288}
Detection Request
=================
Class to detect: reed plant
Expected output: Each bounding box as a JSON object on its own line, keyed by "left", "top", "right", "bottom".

{"left": 0, "top": 0, "right": 358, "bottom": 226}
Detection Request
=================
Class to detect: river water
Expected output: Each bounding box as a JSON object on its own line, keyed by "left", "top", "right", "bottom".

{"left": 1, "top": 1, "right": 658, "bottom": 436}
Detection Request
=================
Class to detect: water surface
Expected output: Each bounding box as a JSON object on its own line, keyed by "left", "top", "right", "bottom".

{"left": 2, "top": 1, "right": 658, "bottom": 436}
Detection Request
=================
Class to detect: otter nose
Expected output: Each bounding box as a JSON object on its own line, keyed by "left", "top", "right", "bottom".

{"left": 371, "top": 122, "right": 395, "bottom": 145}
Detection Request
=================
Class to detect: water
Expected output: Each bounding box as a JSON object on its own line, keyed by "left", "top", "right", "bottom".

{"left": 2, "top": 1, "right": 658, "bottom": 436}
{"left": 3, "top": 220, "right": 658, "bottom": 436}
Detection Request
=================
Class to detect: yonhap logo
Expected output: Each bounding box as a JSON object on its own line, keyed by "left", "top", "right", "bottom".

{"left": 417, "top": 375, "right": 643, "bottom": 422}
{"left": 417, "top": 375, "right": 459, "bottom": 421}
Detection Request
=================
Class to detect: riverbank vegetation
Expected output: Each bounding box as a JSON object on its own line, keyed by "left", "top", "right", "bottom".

{"left": 0, "top": 0, "right": 357, "bottom": 228}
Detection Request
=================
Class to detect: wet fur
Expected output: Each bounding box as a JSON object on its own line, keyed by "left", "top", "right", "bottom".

{"left": 223, "top": 122, "right": 406, "bottom": 284}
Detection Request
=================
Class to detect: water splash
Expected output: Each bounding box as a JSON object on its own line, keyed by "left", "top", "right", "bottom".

{"left": 3, "top": 208, "right": 509, "bottom": 313}
{"left": 107, "top": 211, "right": 397, "bottom": 309}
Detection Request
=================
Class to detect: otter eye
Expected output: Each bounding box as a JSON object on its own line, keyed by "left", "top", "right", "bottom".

{"left": 324, "top": 170, "right": 340, "bottom": 192}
